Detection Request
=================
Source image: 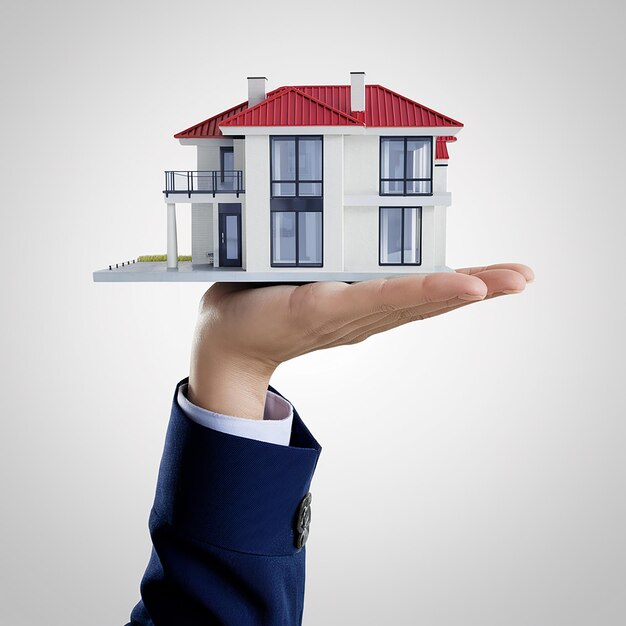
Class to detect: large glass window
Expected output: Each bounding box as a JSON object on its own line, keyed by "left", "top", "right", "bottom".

{"left": 272, "top": 212, "right": 296, "bottom": 265}
{"left": 379, "top": 207, "right": 422, "bottom": 265}
{"left": 380, "top": 137, "right": 432, "bottom": 195}
{"left": 271, "top": 136, "right": 322, "bottom": 197}
{"left": 272, "top": 210, "right": 322, "bottom": 266}
{"left": 298, "top": 211, "right": 322, "bottom": 264}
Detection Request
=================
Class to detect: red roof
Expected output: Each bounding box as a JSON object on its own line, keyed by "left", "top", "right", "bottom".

{"left": 436, "top": 136, "right": 457, "bottom": 160}
{"left": 220, "top": 87, "right": 363, "bottom": 128}
{"left": 279, "top": 85, "right": 462, "bottom": 128}
{"left": 175, "top": 83, "right": 462, "bottom": 138}
{"left": 174, "top": 101, "right": 248, "bottom": 139}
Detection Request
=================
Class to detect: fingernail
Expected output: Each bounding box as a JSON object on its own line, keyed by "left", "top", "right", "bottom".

{"left": 502, "top": 289, "right": 524, "bottom": 295}
{"left": 458, "top": 293, "right": 486, "bottom": 301}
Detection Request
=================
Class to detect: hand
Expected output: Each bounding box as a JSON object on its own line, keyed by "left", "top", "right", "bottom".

{"left": 189, "top": 264, "right": 534, "bottom": 419}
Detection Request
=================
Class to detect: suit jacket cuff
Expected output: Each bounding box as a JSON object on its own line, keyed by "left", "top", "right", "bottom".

{"left": 152, "top": 378, "right": 322, "bottom": 556}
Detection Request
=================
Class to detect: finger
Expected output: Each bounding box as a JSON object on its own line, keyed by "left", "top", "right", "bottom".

{"left": 317, "top": 290, "right": 513, "bottom": 350}
{"left": 300, "top": 268, "right": 523, "bottom": 346}
{"left": 456, "top": 263, "right": 535, "bottom": 283}
{"left": 310, "top": 295, "right": 467, "bottom": 351}
{"left": 296, "top": 294, "right": 457, "bottom": 351}
{"left": 304, "top": 272, "right": 488, "bottom": 326}
{"left": 307, "top": 289, "right": 487, "bottom": 353}
{"left": 465, "top": 268, "right": 528, "bottom": 295}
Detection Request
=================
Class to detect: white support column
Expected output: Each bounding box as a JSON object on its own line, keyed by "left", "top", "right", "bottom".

{"left": 167, "top": 203, "right": 178, "bottom": 270}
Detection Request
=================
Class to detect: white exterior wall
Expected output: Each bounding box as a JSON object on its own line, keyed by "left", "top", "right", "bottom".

{"left": 243, "top": 135, "right": 270, "bottom": 271}
{"left": 190, "top": 139, "right": 245, "bottom": 267}
{"left": 344, "top": 206, "right": 378, "bottom": 270}
{"left": 433, "top": 206, "right": 447, "bottom": 267}
{"left": 191, "top": 203, "right": 213, "bottom": 265}
{"left": 344, "top": 205, "right": 439, "bottom": 272}
{"left": 420, "top": 206, "right": 436, "bottom": 269}
{"left": 234, "top": 139, "right": 247, "bottom": 269}
{"left": 342, "top": 135, "right": 450, "bottom": 272}
{"left": 234, "top": 139, "right": 245, "bottom": 186}
{"left": 186, "top": 132, "right": 453, "bottom": 274}
{"left": 197, "top": 139, "right": 234, "bottom": 170}
{"left": 323, "top": 135, "right": 344, "bottom": 271}
{"left": 193, "top": 142, "right": 228, "bottom": 267}
{"left": 433, "top": 163, "right": 448, "bottom": 193}
{"left": 432, "top": 163, "right": 448, "bottom": 267}
{"left": 344, "top": 135, "right": 379, "bottom": 195}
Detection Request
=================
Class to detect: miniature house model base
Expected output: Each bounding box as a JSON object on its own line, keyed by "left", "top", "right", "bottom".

{"left": 94, "top": 73, "right": 462, "bottom": 284}
{"left": 93, "top": 263, "right": 455, "bottom": 284}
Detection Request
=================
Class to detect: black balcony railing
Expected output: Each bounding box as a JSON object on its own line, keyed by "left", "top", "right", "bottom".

{"left": 164, "top": 170, "right": 244, "bottom": 198}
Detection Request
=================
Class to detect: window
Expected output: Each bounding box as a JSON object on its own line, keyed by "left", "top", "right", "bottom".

{"left": 270, "top": 136, "right": 323, "bottom": 266}
{"left": 271, "top": 210, "right": 322, "bottom": 267}
{"left": 272, "top": 212, "right": 296, "bottom": 264}
{"left": 271, "top": 136, "right": 323, "bottom": 197}
{"left": 220, "top": 146, "right": 234, "bottom": 173}
{"left": 220, "top": 146, "right": 235, "bottom": 190}
{"left": 380, "top": 137, "right": 432, "bottom": 195}
{"left": 379, "top": 207, "right": 422, "bottom": 265}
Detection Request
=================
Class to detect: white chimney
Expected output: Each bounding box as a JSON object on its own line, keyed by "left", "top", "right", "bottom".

{"left": 350, "top": 72, "right": 366, "bottom": 113}
{"left": 247, "top": 76, "right": 267, "bottom": 107}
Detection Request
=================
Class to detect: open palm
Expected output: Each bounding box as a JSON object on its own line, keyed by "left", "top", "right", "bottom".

{"left": 189, "top": 263, "right": 533, "bottom": 419}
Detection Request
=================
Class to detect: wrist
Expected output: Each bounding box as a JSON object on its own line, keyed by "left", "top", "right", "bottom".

{"left": 189, "top": 349, "right": 276, "bottom": 421}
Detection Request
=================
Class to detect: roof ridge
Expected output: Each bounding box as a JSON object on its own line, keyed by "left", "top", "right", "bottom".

{"left": 290, "top": 84, "right": 350, "bottom": 88}
{"left": 372, "top": 84, "right": 464, "bottom": 127}
{"left": 266, "top": 85, "right": 289, "bottom": 97}
{"left": 286, "top": 87, "right": 363, "bottom": 125}
{"left": 221, "top": 86, "right": 364, "bottom": 127}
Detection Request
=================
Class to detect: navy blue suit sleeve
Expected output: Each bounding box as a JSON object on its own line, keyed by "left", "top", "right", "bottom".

{"left": 128, "top": 379, "right": 322, "bottom": 626}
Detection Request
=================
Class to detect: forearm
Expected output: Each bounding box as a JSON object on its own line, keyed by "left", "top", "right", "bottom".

{"left": 129, "top": 379, "right": 321, "bottom": 626}
{"left": 132, "top": 508, "right": 309, "bottom": 625}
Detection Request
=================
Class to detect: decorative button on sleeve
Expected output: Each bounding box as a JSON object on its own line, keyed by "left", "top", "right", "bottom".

{"left": 296, "top": 492, "right": 312, "bottom": 549}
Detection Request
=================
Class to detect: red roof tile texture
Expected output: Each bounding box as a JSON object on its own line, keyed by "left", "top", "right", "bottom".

{"left": 174, "top": 101, "right": 248, "bottom": 139}
{"left": 282, "top": 85, "right": 462, "bottom": 128}
{"left": 220, "top": 87, "right": 363, "bottom": 128}
{"left": 436, "top": 135, "right": 457, "bottom": 160}
{"left": 174, "top": 84, "right": 462, "bottom": 139}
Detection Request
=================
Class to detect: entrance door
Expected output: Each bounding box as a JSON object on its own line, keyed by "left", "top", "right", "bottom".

{"left": 218, "top": 204, "right": 242, "bottom": 267}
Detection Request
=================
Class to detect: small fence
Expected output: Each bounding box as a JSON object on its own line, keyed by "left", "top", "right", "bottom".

{"left": 164, "top": 170, "right": 244, "bottom": 197}
{"left": 108, "top": 260, "right": 136, "bottom": 270}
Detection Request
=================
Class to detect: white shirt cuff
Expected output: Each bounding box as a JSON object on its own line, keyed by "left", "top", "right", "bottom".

{"left": 177, "top": 383, "right": 293, "bottom": 446}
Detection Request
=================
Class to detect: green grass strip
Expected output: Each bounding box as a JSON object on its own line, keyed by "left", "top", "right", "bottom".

{"left": 137, "top": 255, "right": 192, "bottom": 262}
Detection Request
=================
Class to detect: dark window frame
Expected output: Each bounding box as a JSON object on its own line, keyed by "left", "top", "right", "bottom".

{"left": 270, "top": 206, "right": 324, "bottom": 268}
{"left": 270, "top": 135, "right": 324, "bottom": 199}
{"left": 379, "top": 136, "right": 433, "bottom": 196}
{"left": 378, "top": 206, "right": 423, "bottom": 266}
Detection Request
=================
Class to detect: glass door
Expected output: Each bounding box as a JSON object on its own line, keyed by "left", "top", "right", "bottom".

{"left": 218, "top": 211, "right": 242, "bottom": 267}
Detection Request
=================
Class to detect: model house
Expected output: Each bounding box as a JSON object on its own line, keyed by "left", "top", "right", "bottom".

{"left": 95, "top": 72, "right": 463, "bottom": 282}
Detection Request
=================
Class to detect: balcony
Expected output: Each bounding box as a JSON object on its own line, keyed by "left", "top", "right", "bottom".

{"left": 164, "top": 170, "right": 244, "bottom": 198}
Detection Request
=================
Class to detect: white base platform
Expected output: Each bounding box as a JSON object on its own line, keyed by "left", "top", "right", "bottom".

{"left": 93, "top": 262, "right": 454, "bottom": 283}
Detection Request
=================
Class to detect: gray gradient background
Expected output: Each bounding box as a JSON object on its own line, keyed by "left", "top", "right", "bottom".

{"left": 1, "top": 1, "right": 625, "bottom": 624}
